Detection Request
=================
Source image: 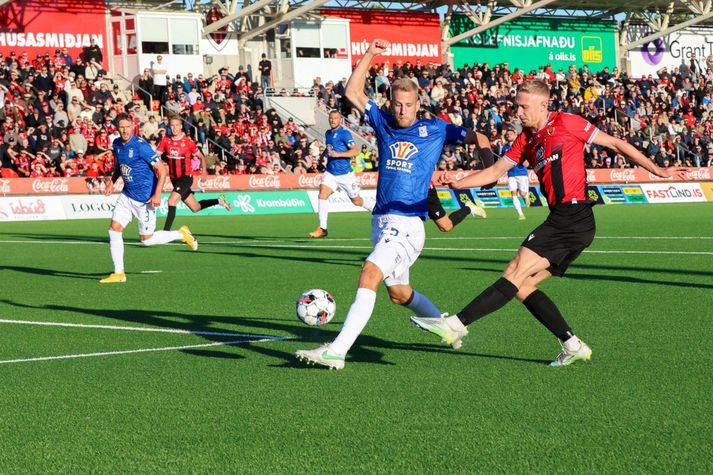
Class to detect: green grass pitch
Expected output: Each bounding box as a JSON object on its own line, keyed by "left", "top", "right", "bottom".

{"left": 0, "top": 203, "right": 711, "bottom": 473}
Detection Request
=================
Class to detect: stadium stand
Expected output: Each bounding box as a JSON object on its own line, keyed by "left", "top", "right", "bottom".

{"left": 2, "top": 47, "right": 713, "bottom": 179}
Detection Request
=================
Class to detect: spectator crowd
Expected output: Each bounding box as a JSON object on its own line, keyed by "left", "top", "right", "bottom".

{"left": 2, "top": 42, "right": 713, "bottom": 181}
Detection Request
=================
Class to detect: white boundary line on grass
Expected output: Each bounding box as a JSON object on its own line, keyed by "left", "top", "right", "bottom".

{"left": 0, "top": 319, "right": 293, "bottom": 365}
{"left": 0, "top": 319, "right": 281, "bottom": 338}
{"left": 1, "top": 238, "right": 712, "bottom": 255}
{"left": 2, "top": 235, "right": 713, "bottom": 245}
{"left": 0, "top": 338, "right": 286, "bottom": 365}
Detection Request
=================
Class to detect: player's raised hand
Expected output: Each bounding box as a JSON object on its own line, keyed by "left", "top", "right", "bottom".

{"left": 368, "top": 39, "right": 390, "bottom": 56}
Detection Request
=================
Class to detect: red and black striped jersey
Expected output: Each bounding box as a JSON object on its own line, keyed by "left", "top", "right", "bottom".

{"left": 156, "top": 134, "right": 198, "bottom": 179}
{"left": 504, "top": 112, "right": 598, "bottom": 208}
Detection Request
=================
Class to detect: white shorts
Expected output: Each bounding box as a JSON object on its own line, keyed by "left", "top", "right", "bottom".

{"left": 111, "top": 193, "right": 157, "bottom": 235}
{"left": 321, "top": 171, "right": 361, "bottom": 199}
{"left": 508, "top": 176, "right": 529, "bottom": 193}
{"left": 366, "top": 214, "right": 425, "bottom": 286}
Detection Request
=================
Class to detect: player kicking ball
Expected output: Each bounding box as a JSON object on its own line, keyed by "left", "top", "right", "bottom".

{"left": 410, "top": 79, "right": 686, "bottom": 366}
{"left": 157, "top": 115, "right": 231, "bottom": 232}
{"left": 100, "top": 113, "right": 197, "bottom": 284}
{"left": 296, "top": 39, "right": 485, "bottom": 369}
{"left": 308, "top": 110, "right": 375, "bottom": 238}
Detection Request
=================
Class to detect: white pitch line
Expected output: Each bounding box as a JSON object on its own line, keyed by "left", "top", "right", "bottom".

{"left": 0, "top": 319, "right": 286, "bottom": 339}
{"left": 0, "top": 338, "right": 287, "bottom": 365}
{"left": 1, "top": 239, "right": 712, "bottom": 255}
{"left": 3, "top": 235, "right": 713, "bottom": 245}
{"left": 199, "top": 243, "right": 713, "bottom": 256}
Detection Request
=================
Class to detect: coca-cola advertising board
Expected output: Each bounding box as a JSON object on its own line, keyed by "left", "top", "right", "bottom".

{"left": 320, "top": 9, "right": 441, "bottom": 65}
{"left": 1, "top": 169, "right": 713, "bottom": 197}
{"left": 0, "top": 0, "right": 108, "bottom": 68}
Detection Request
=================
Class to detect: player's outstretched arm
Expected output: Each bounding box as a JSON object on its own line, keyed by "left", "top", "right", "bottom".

{"left": 149, "top": 161, "right": 168, "bottom": 207}
{"left": 345, "top": 39, "right": 389, "bottom": 113}
{"left": 332, "top": 144, "right": 358, "bottom": 159}
{"left": 105, "top": 165, "right": 121, "bottom": 196}
{"left": 451, "top": 158, "right": 513, "bottom": 189}
{"left": 592, "top": 131, "right": 688, "bottom": 179}
{"left": 195, "top": 148, "right": 208, "bottom": 179}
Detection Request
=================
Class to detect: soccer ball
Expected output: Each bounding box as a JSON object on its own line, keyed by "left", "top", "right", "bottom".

{"left": 296, "top": 289, "right": 336, "bottom": 326}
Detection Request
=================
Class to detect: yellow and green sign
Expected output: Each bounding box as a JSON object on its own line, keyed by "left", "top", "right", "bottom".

{"left": 449, "top": 15, "right": 616, "bottom": 73}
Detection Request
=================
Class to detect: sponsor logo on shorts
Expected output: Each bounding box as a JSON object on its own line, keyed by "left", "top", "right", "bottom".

{"left": 528, "top": 233, "right": 535, "bottom": 241}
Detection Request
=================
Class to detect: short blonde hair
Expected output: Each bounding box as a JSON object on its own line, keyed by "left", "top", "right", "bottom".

{"left": 391, "top": 78, "right": 419, "bottom": 96}
{"left": 518, "top": 79, "right": 550, "bottom": 98}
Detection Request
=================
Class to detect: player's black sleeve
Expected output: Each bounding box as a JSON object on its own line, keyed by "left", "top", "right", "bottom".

{"left": 427, "top": 187, "right": 447, "bottom": 221}
{"left": 478, "top": 145, "right": 495, "bottom": 168}
{"left": 110, "top": 165, "right": 121, "bottom": 183}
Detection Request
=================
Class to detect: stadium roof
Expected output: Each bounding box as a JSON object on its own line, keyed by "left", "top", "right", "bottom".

{"left": 105, "top": 0, "right": 713, "bottom": 54}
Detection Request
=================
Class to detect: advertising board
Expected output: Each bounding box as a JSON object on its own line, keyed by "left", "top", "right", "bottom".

{"left": 157, "top": 191, "right": 313, "bottom": 217}
{"left": 640, "top": 183, "right": 707, "bottom": 203}
{"left": 0, "top": 196, "right": 65, "bottom": 221}
{"left": 0, "top": 0, "right": 108, "bottom": 68}
{"left": 450, "top": 15, "right": 616, "bottom": 72}
{"left": 321, "top": 9, "right": 441, "bottom": 64}
{"left": 306, "top": 189, "right": 376, "bottom": 213}
{"left": 597, "top": 185, "right": 648, "bottom": 204}
{"left": 626, "top": 24, "right": 713, "bottom": 79}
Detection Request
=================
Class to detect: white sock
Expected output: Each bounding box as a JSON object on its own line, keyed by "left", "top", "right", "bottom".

{"left": 361, "top": 196, "right": 375, "bottom": 212}
{"left": 108, "top": 230, "right": 124, "bottom": 274}
{"left": 142, "top": 230, "right": 182, "bottom": 246}
{"left": 446, "top": 315, "right": 467, "bottom": 331}
{"left": 318, "top": 199, "right": 329, "bottom": 230}
{"left": 405, "top": 290, "right": 441, "bottom": 317}
{"left": 330, "top": 288, "right": 377, "bottom": 356}
{"left": 512, "top": 191, "right": 523, "bottom": 215}
{"left": 563, "top": 335, "right": 581, "bottom": 351}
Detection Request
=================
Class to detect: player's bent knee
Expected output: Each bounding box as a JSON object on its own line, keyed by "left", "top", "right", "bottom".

{"left": 358, "top": 261, "right": 384, "bottom": 290}
{"left": 516, "top": 285, "right": 537, "bottom": 302}
{"left": 388, "top": 287, "right": 411, "bottom": 305}
{"left": 140, "top": 234, "right": 154, "bottom": 246}
{"left": 109, "top": 221, "right": 124, "bottom": 232}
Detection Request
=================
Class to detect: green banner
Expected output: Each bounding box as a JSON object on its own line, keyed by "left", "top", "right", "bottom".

{"left": 156, "top": 191, "right": 313, "bottom": 217}
{"left": 449, "top": 15, "right": 617, "bottom": 73}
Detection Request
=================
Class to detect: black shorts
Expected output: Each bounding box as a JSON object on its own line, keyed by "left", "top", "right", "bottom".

{"left": 171, "top": 176, "right": 194, "bottom": 200}
{"left": 427, "top": 187, "right": 447, "bottom": 221}
{"left": 521, "top": 203, "right": 596, "bottom": 277}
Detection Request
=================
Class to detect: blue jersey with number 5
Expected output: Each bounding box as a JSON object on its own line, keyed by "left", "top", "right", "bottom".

{"left": 364, "top": 100, "right": 466, "bottom": 217}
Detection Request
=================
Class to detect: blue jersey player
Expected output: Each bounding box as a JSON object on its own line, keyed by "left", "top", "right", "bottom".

{"left": 296, "top": 39, "right": 478, "bottom": 369}
{"left": 502, "top": 125, "right": 530, "bottom": 220}
{"left": 100, "top": 113, "right": 197, "bottom": 284}
{"left": 308, "top": 110, "right": 375, "bottom": 238}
